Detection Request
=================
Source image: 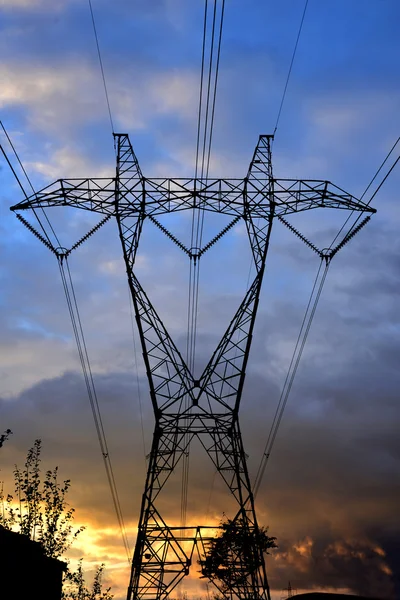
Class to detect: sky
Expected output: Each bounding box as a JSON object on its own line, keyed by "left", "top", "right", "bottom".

{"left": 0, "top": 1, "right": 400, "bottom": 599}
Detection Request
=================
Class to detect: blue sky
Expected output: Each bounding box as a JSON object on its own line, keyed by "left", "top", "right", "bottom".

{"left": 1, "top": 1, "right": 400, "bottom": 599}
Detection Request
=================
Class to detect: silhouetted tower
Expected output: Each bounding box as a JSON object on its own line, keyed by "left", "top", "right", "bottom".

{"left": 282, "top": 581, "right": 296, "bottom": 599}
{"left": 11, "top": 133, "right": 374, "bottom": 600}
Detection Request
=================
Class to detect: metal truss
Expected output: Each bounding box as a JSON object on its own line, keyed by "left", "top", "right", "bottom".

{"left": 11, "top": 133, "right": 375, "bottom": 600}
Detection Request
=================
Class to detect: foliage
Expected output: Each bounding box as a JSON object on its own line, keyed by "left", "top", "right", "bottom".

{"left": 62, "top": 560, "right": 113, "bottom": 600}
{"left": 199, "top": 516, "right": 277, "bottom": 590}
{"left": 0, "top": 439, "right": 84, "bottom": 558}
{"left": 0, "top": 428, "right": 12, "bottom": 448}
{"left": 0, "top": 439, "right": 113, "bottom": 599}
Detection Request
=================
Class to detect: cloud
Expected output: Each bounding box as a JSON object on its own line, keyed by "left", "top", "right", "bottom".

{"left": 0, "top": 61, "right": 198, "bottom": 136}
{"left": 0, "top": 0, "right": 71, "bottom": 10}
{"left": 27, "top": 145, "right": 114, "bottom": 180}
{"left": 270, "top": 535, "right": 395, "bottom": 598}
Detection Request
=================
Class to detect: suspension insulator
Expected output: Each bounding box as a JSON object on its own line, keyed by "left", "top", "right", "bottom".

{"left": 16, "top": 213, "right": 57, "bottom": 255}
{"left": 66, "top": 213, "right": 112, "bottom": 255}
{"left": 198, "top": 215, "right": 241, "bottom": 258}
{"left": 277, "top": 215, "right": 323, "bottom": 257}
{"left": 329, "top": 215, "right": 371, "bottom": 259}
{"left": 148, "top": 215, "right": 191, "bottom": 256}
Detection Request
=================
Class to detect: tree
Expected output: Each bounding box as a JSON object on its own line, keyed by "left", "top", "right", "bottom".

{"left": 62, "top": 560, "right": 113, "bottom": 600}
{"left": 0, "top": 428, "right": 12, "bottom": 449}
{"left": 0, "top": 439, "right": 113, "bottom": 599}
{"left": 0, "top": 439, "right": 83, "bottom": 556}
{"left": 199, "top": 516, "right": 277, "bottom": 594}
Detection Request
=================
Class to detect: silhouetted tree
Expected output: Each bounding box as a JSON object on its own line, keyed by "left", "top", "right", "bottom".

{"left": 62, "top": 560, "right": 113, "bottom": 600}
{"left": 199, "top": 516, "right": 277, "bottom": 593}
{"left": 0, "top": 428, "right": 12, "bottom": 448}
{"left": 0, "top": 439, "right": 113, "bottom": 599}
{"left": 0, "top": 439, "right": 83, "bottom": 556}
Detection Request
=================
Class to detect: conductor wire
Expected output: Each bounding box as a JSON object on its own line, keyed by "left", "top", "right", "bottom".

{"left": 0, "top": 120, "right": 61, "bottom": 249}
{"left": 59, "top": 257, "right": 131, "bottom": 561}
{"left": 273, "top": 0, "right": 309, "bottom": 136}
{"left": 88, "top": 0, "right": 115, "bottom": 136}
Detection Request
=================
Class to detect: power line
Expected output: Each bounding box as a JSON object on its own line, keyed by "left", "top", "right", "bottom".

{"left": 273, "top": 0, "right": 309, "bottom": 137}
{"left": 182, "top": 0, "right": 226, "bottom": 533}
{"left": 252, "top": 138, "right": 399, "bottom": 496}
{"left": 205, "top": 0, "right": 225, "bottom": 180}
{"left": 0, "top": 120, "right": 61, "bottom": 249}
{"left": 365, "top": 150, "right": 400, "bottom": 207}
{"left": 88, "top": 0, "right": 115, "bottom": 136}
{"left": 182, "top": 0, "right": 213, "bottom": 533}
{"left": 1, "top": 121, "right": 36, "bottom": 197}
{"left": 4, "top": 128, "right": 132, "bottom": 558}
{"left": 253, "top": 258, "right": 329, "bottom": 498}
{"left": 240, "top": 3, "right": 311, "bottom": 492}
{"left": 191, "top": 0, "right": 225, "bottom": 366}
{"left": 59, "top": 257, "right": 131, "bottom": 561}
{"left": 330, "top": 134, "right": 400, "bottom": 249}
{"left": 194, "top": 0, "right": 209, "bottom": 180}
{"left": 199, "top": 0, "right": 218, "bottom": 181}
{"left": 2, "top": 153, "right": 132, "bottom": 561}
{"left": 362, "top": 135, "right": 400, "bottom": 204}
{"left": 191, "top": 0, "right": 225, "bottom": 369}
{"left": 0, "top": 139, "right": 29, "bottom": 201}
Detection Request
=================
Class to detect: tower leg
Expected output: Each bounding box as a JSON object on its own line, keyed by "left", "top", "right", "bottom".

{"left": 201, "top": 417, "right": 270, "bottom": 600}
{"left": 127, "top": 418, "right": 194, "bottom": 600}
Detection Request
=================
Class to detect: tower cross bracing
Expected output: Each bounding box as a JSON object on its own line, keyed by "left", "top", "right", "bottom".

{"left": 11, "top": 133, "right": 375, "bottom": 600}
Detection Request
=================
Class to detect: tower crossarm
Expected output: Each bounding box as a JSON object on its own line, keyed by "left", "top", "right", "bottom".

{"left": 115, "top": 176, "right": 374, "bottom": 218}
{"left": 10, "top": 179, "right": 375, "bottom": 221}
{"left": 10, "top": 178, "right": 118, "bottom": 216}
{"left": 269, "top": 178, "right": 376, "bottom": 217}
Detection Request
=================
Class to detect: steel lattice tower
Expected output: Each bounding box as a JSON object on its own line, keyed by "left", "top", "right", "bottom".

{"left": 11, "top": 133, "right": 374, "bottom": 600}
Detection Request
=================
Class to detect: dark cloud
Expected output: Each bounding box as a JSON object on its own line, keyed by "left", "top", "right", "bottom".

{"left": 269, "top": 534, "right": 396, "bottom": 599}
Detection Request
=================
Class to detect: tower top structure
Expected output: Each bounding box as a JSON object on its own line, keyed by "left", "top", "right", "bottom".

{"left": 11, "top": 133, "right": 374, "bottom": 600}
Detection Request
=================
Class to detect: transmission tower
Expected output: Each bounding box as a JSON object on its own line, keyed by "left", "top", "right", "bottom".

{"left": 11, "top": 133, "right": 374, "bottom": 600}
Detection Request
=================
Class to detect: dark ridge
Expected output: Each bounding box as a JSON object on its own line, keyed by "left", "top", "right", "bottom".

{"left": 288, "top": 594, "right": 386, "bottom": 600}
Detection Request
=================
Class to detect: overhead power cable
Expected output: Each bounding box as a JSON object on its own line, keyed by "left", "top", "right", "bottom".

{"left": 59, "top": 257, "right": 131, "bottom": 562}
{"left": 204, "top": 0, "right": 225, "bottom": 180}
{"left": 253, "top": 257, "right": 329, "bottom": 498}
{"left": 199, "top": 0, "right": 218, "bottom": 182}
{"left": 330, "top": 134, "right": 400, "bottom": 249}
{"left": 189, "top": 0, "right": 226, "bottom": 372}
{"left": 273, "top": 0, "right": 309, "bottom": 137}
{"left": 183, "top": 0, "right": 211, "bottom": 533}
{"left": 0, "top": 120, "right": 61, "bottom": 249}
{"left": 364, "top": 150, "right": 400, "bottom": 207}
{"left": 2, "top": 125, "right": 132, "bottom": 559}
{"left": 191, "top": 0, "right": 225, "bottom": 364}
{"left": 0, "top": 140, "right": 29, "bottom": 202}
{"left": 194, "top": 0, "right": 209, "bottom": 181}
{"left": 252, "top": 136, "right": 400, "bottom": 497}
{"left": 182, "top": 0, "right": 225, "bottom": 533}
{"left": 88, "top": 0, "right": 115, "bottom": 136}
{"left": 362, "top": 135, "right": 400, "bottom": 204}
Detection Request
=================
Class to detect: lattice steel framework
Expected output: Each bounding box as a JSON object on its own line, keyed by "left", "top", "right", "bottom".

{"left": 11, "top": 133, "right": 375, "bottom": 600}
